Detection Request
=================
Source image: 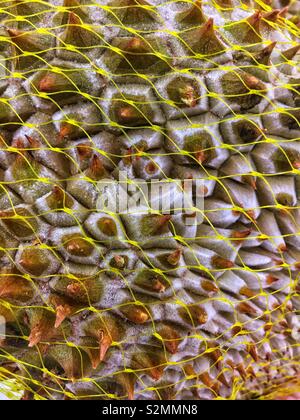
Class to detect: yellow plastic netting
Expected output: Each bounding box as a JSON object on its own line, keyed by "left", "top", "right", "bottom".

{"left": 0, "top": 0, "right": 299, "bottom": 400}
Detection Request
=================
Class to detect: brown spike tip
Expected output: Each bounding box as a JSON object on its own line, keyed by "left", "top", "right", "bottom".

{"left": 55, "top": 305, "right": 72, "bottom": 329}
{"left": 159, "top": 326, "right": 180, "bottom": 355}
{"left": 87, "top": 154, "right": 105, "bottom": 179}
{"left": 38, "top": 74, "right": 56, "bottom": 93}
{"left": 282, "top": 44, "right": 300, "bottom": 61}
{"left": 167, "top": 249, "right": 182, "bottom": 266}
{"left": 237, "top": 302, "right": 257, "bottom": 316}
{"left": 121, "top": 305, "right": 150, "bottom": 324}
{"left": 232, "top": 229, "right": 252, "bottom": 241}
{"left": 247, "top": 343, "right": 259, "bottom": 362}
{"left": 64, "top": 235, "right": 94, "bottom": 257}
{"left": 145, "top": 161, "right": 158, "bottom": 175}
{"left": 68, "top": 11, "right": 82, "bottom": 25}
{"left": 98, "top": 217, "right": 117, "bottom": 237}
{"left": 77, "top": 143, "right": 93, "bottom": 160}
{"left": 212, "top": 255, "right": 234, "bottom": 269}
{"left": 59, "top": 124, "right": 73, "bottom": 140}
{"left": 95, "top": 330, "right": 112, "bottom": 367}
{"left": 240, "top": 286, "right": 256, "bottom": 298}
{"left": 28, "top": 326, "right": 43, "bottom": 348}
{"left": 201, "top": 279, "right": 219, "bottom": 294}
{"left": 263, "top": 9, "right": 280, "bottom": 23}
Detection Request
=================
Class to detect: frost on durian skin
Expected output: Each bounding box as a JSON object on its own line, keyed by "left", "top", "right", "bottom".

{"left": 0, "top": 0, "right": 299, "bottom": 402}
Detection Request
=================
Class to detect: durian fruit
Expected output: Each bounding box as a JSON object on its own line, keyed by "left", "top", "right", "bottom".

{"left": 0, "top": 0, "right": 299, "bottom": 401}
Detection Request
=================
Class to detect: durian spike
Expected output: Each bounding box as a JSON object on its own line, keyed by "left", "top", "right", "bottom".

{"left": 68, "top": 11, "right": 82, "bottom": 25}
{"left": 242, "top": 175, "right": 257, "bottom": 190}
{"left": 18, "top": 247, "right": 50, "bottom": 277}
{"left": 230, "top": 11, "right": 262, "bottom": 43}
{"left": 179, "top": 83, "right": 199, "bottom": 107}
{"left": 141, "top": 214, "right": 172, "bottom": 236}
{"left": 98, "top": 217, "right": 117, "bottom": 237}
{"left": 176, "top": 0, "right": 206, "bottom": 26}
{"left": 120, "top": 304, "right": 150, "bottom": 324}
{"left": 86, "top": 155, "right": 107, "bottom": 180}
{"left": 195, "top": 150, "right": 207, "bottom": 164}
{"left": 125, "top": 36, "right": 147, "bottom": 52}
{"left": 201, "top": 279, "right": 219, "bottom": 294}
{"left": 58, "top": 124, "right": 73, "bottom": 141}
{"left": 0, "top": 270, "right": 34, "bottom": 303}
{"left": 151, "top": 277, "right": 167, "bottom": 293}
{"left": 247, "top": 10, "right": 262, "bottom": 30}
{"left": 66, "top": 282, "right": 84, "bottom": 296}
{"left": 7, "top": 28, "right": 52, "bottom": 52}
{"left": 239, "top": 286, "right": 256, "bottom": 298}
{"left": 184, "top": 364, "right": 197, "bottom": 377}
{"left": 116, "top": 105, "right": 141, "bottom": 124}
{"left": 132, "top": 352, "right": 164, "bottom": 381}
{"left": 54, "top": 305, "right": 72, "bottom": 329}
{"left": 7, "top": 28, "right": 23, "bottom": 37}
{"left": 156, "top": 215, "right": 173, "bottom": 230}
{"left": 97, "top": 330, "right": 113, "bottom": 365}
{"left": 199, "top": 372, "right": 220, "bottom": 393}
{"left": 61, "top": 12, "right": 98, "bottom": 47}
{"left": 188, "top": 305, "right": 208, "bottom": 325}
{"left": 245, "top": 209, "right": 257, "bottom": 221}
{"left": 148, "top": 365, "right": 164, "bottom": 381}
{"left": 47, "top": 345, "right": 88, "bottom": 381}
{"left": 236, "top": 363, "right": 247, "bottom": 380}
{"left": 38, "top": 74, "right": 58, "bottom": 93}
{"left": 145, "top": 161, "right": 158, "bottom": 174}
{"left": 82, "top": 316, "right": 121, "bottom": 368}
{"left": 60, "top": 0, "right": 88, "bottom": 24}
{"left": 263, "top": 9, "right": 281, "bottom": 23}
{"left": 211, "top": 255, "right": 234, "bottom": 269}
{"left": 246, "top": 365, "right": 256, "bottom": 379}
{"left": 64, "top": 234, "right": 94, "bottom": 257}
{"left": 214, "top": 0, "right": 233, "bottom": 7}
{"left": 76, "top": 143, "right": 93, "bottom": 161}
{"left": 26, "top": 309, "right": 64, "bottom": 348}
{"left": 21, "top": 390, "right": 34, "bottom": 400}
{"left": 117, "top": 372, "right": 136, "bottom": 400}
{"left": 278, "top": 6, "right": 289, "bottom": 18}
{"left": 25, "top": 135, "right": 41, "bottom": 149}
{"left": 231, "top": 229, "right": 252, "bottom": 241}
{"left": 247, "top": 343, "right": 259, "bottom": 362}
{"left": 196, "top": 17, "right": 214, "bottom": 41}
{"left": 64, "top": 0, "right": 81, "bottom": 7}
{"left": 265, "top": 274, "right": 279, "bottom": 285}
{"left": 236, "top": 302, "right": 258, "bottom": 316}
{"left": 158, "top": 325, "right": 181, "bottom": 354}
{"left": 113, "top": 255, "right": 126, "bottom": 269}
{"left": 253, "top": 41, "right": 277, "bottom": 65}
{"left": 28, "top": 324, "right": 46, "bottom": 348}
{"left": 281, "top": 44, "right": 300, "bottom": 61}
{"left": 208, "top": 342, "right": 223, "bottom": 369}
{"left": 11, "top": 138, "right": 26, "bottom": 154}
{"left": 166, "top": 249, "right": 182, "bottom": 266}
{"left": 48, "top": 186, "right": 65, "bottom": 208}
{"left": 183, "top": 18, "right": 226, "bottom": 56}
{"left": 123, "top": 147, "right": 134, "bottom": 166}
{"left": 109, "top": 0, "right": 161, "bottom": 24}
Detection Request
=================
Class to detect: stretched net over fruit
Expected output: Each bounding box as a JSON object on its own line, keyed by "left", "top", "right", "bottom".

{"left": 0, "top": 0, "right": 299, "bottom": 400}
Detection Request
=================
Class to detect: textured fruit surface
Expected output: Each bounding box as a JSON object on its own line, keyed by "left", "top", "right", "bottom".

{"left": 0, "top": 0, "right": 299, "bottom": 400}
